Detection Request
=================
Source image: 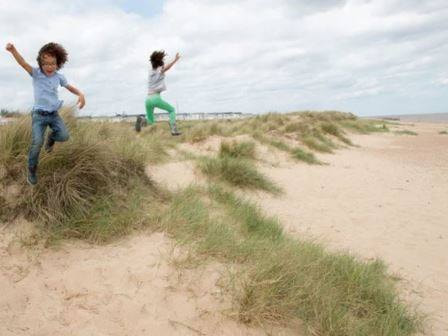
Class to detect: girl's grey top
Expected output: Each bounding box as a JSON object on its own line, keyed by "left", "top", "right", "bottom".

{"left": 148, "top": 66, "right": 166, "bottom": 95}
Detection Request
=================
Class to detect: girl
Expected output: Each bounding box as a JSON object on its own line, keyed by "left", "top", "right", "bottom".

{"left": 139, "top": 50, "right": 181, "bottom": 135}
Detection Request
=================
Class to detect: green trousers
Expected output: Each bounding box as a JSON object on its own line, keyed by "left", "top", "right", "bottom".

{"left": 145, "top": 94, "right": 176, "bottom": 126}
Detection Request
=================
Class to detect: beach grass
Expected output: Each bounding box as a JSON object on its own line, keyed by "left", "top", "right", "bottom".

{"left": 394, "top": 130, "right": 418, "bottom": 136}
{"left": 0, "top": 108, "right": 160, "bottom": 242}
{"left": 197, "top": 155, "right": 281, "bottom": 194}
{"left": 0, "top": 109, "right": 423, "bottom": 334}
{"left": 253, "top": 132, "right": 321, "bottom": 164}
{"left": 219, "top": 140, "right": 256, "bottom": 160}
{"left": 159, "top": 185, "right": 422, "bottom": 335}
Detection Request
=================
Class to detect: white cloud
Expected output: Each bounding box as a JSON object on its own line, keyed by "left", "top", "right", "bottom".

{"left": 438, "top": 77, "right": 448, "bottom": 86}
{"left": 1, "top": 0, "right": 447, "bottom": 117}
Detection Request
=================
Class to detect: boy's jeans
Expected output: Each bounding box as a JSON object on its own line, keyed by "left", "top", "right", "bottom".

{"left": 28, "top": 110, "right": 69, "bottom": 168}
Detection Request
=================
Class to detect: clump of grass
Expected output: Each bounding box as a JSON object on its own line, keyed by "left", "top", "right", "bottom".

{"left": 256, "top": 113, "right": 290, "bottom": 126}
{"left": 237, "top": 240, "right": 421, "bottom": 335}
{"left": 49, "top": 179, "right": 160, "bottom": 243}
{"left": 0, "top": 108, "right": 160, "bottom": 242}
{"left": 253, "top": 132, "right": 290, "bottom": 152}
{"left": 301, "top": 136, "right": 334, "bottom": 153}
{"left": 183, "top": 121, "right": 226, "bottom": 143}
{"left": 394, "top": 130, "right": 418, "bottom": 136}
{"left": 161, "top": 186, "right": 422, "bottom": 335}
{"left": 340, "top": 119, "right": 389, "bottom": 134}
{"left": 210, "top": 186, "right": 283, "bottom": 241}
{"left": 219, "top": 140, "right": 256, "bottom": 160}
{"left": 320, "top": 121, "right": 352, "bottom": 145}
{"left": 198, "top": 156, "right": 280, "bottom": 194}
{"left": 299, "top": 111, "right": 357, "bottom": 122}
{"left": 0, "top": 115, "right": 32, "bottom": 181}
{"left": 283, "top": 121, "right": 306, "bottom": 133}
{"left": 253, "top": 133, "right": 320, "bottom": 164}
{"left": 439, "top": 130, "right": 448, "bottom": 135}
{"left": 290, "top": 147, "right": 320, "bottom": 164}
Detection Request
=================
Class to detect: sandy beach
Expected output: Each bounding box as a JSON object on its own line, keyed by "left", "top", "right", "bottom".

{"left": 255, "top": 122, "right": 448, "bottom": 335}
{"left": 1, "top": 121, "right": 447, "bottom": 335}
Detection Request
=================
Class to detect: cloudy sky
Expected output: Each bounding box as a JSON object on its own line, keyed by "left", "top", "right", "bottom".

{"left": 1, "top": 0, "right": 447, "bottom": 117}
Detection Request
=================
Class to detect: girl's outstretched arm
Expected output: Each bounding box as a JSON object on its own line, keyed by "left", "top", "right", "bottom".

{"left": 162, "top": 52, "right": 180, "bottom": 73}
{"left": 65, "top": 84, "right": 86, "bottom": 109}
{"left": 5, "top": 43, "right": 32, "bottom": 75}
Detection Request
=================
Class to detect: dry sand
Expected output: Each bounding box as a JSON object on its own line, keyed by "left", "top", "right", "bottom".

{"left": 254, "top": 122, "right": 448, "bottom": 335}
{"left": 1, "top": 121, "right": 447, "bottom": 335}
{"left": 0, "top": 225, "right": 293, "bottom": 335}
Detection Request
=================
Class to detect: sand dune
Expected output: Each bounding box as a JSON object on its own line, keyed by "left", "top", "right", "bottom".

{"left": 0, "top": 227, "right": 294, "bottom": 335}
{"left": 254, "top": 123, "right": 448, "bottom": 335}
{"left": 1, "top": 121, "right": 447, "bottom": 335}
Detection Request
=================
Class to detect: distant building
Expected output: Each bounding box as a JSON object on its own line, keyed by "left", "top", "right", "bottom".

{"left": 79, "top": 112, "right": 253, "bottom": 122}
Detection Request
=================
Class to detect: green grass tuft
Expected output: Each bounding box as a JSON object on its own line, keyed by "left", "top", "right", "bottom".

{"left": 394, "top": 130, "right": 418, "bottom": 136}
{"left": 219, "top": 140, "right": 256, "bottom": 160}
{"left": 290, "top": 147, "right": 320, "bottom": 164}
{"left": 198, "top": 156, "right": 281, "bottom": 194}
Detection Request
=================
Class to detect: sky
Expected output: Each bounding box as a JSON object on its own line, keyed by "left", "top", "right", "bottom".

{"left": 0, "top": 0, "right": 447, "bottom": 117}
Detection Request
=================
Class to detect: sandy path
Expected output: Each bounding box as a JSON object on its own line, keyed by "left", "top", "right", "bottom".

{"left": 0, "top": 227, "right": 293, "bottom": 336}
{"left": 255, "top": 123, "right": 448, "bottom": 335}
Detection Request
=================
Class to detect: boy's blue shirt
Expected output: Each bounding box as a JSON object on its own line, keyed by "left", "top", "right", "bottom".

{"left": 30, "top": 67, "right": 68, "bottom": 112}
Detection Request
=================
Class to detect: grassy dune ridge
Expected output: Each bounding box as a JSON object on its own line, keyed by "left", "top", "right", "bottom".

{"left": 0, "top": 109, "right": 422, "bottom": 335}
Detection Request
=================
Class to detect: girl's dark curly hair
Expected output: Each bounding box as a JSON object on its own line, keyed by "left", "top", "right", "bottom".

{"left": 37, "top": 42, "right": 68, "bottom": 70}
{"left": 150, "top": 50, "right": 166, "bottom": 69}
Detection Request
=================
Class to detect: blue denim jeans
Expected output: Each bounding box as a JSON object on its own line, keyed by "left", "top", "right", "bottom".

{"left": 28, "top": 110, "right": 69, "bottom": 168}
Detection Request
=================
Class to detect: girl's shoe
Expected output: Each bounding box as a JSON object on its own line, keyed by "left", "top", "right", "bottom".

{"left": 170, "top": 123, "right": 182, "bottom": 136}
{"left": 135, "top": 116, "right": 143, "bottom": 132}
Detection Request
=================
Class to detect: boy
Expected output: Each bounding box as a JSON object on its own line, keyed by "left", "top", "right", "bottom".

{"left": 6, "top": 42, "right": 85, "bottom": 185}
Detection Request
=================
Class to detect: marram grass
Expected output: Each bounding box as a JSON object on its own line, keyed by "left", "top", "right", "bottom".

{"left": 159, "top": 186, "right": 422, "bottom": 335}
{"left": 198, "top": 155, "right": 281, "bottom": 194}
{"left": 0, "top": 110, "right": 423, "bottom": 334}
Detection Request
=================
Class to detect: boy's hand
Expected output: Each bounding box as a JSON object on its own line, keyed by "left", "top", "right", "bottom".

{"left": 6, "top": 43, "right": 16, "bottom": 53}
{"left": 175, "top": 52, "right": 181, "bottom": 61}
{"left": 78, "top": 94, "right": 86, "bottom": 109}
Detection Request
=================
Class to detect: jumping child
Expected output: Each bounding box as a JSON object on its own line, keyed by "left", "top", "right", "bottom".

{"left": 137, "top": 50, "right": 181, "bottom": 135}
{"left": 6, "top": 42, "right": 86, "bottom": 185}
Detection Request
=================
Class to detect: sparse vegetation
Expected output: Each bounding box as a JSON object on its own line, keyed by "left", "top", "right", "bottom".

{"left": 0, "top": 108, "right": 21, "bottom": 118}
{"left": 219, "top": 140, "right": 256, "bottom": 160}
{"left": 394, "top": 130, "right": 418, "bottom": 136}
{"left": 159, "top": 185, "right": 422, "bottom": 335}
{"left": 0, "top": 108, "right": 160, "bottom": 242}
{"left": 253, "top": 132, "right": 321, "bottom": 164}
{"left": 0, "top": 109, "right": 422, "bottom": 334}
{"left": 198, "top": 156, "right": 280, "bottom": 194}
{"left": 438, "top": 130, "right": 448, "bottom": 135}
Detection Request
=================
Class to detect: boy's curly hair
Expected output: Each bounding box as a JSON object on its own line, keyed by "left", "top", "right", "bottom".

{"left": 150, "top": 50, "right": 166, "bottom": 69}
{"left": 37, "top": 42, "right": 68, "bottom": 70}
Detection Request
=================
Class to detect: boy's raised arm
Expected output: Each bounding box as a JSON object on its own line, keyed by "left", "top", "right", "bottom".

{"left": 6, "top": 43, "right": 32, "bottom": 75}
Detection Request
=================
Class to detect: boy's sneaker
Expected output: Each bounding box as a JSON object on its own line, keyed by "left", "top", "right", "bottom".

{"left": 27, "top": 166, "right": 37, "bottom": 185}
{"left": 170, "top": 123, "right": 182, "bottom": 136}
{"left": 45, "top": 136, "right": 55, "bottom": 153}
{"left": 135, "top": 116, "right": 143, "bottom": 133}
